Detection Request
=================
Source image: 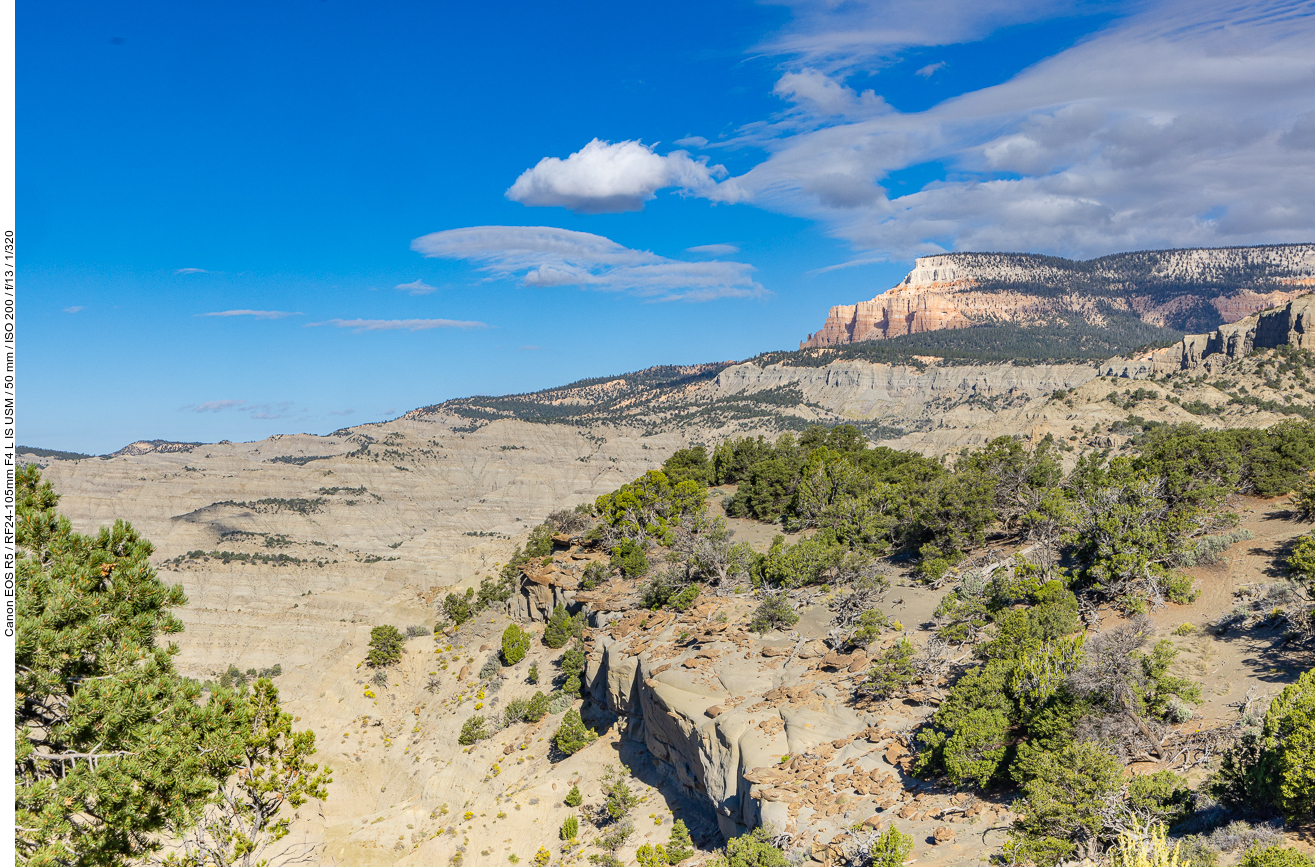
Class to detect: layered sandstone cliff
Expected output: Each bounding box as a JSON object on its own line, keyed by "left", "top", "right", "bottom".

{"left": 1103, "top": 292, "right": 1314, "bottom": 378}
{"left": 802, "top": 244, "right": 1315, "bottom": 348}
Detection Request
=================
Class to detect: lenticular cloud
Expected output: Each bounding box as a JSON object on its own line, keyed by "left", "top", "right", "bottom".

{"left": 505, "top": 139, "right": 726, "bottom": 214}
{"left": 411, "top": 226, "right": 763, "bottom": 302}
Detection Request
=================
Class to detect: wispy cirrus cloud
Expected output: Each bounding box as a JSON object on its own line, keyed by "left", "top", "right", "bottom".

{"left": 411, "top": 226, "right": 764, "bottom": 302}
{"left": 174, "top": 267, "right": 210, "bottom": 275}
{"left": 183, "top": 399, "right": 246, "bottom": 413}
{"left": 63, "top": 306, "right": 83, "bottom": 313}
{"left": 395, "top": 279, "right": 439, "bottom": 295}
{"left": 199, "top": 309, "right": 302, "bottom": 319}
{"left": 689, "top": 0, "right": 1315, "bottom": 260}
{"left": 329, "top": 408, "right": 355, "bottom": 416}
{"left": 506, "top": 139, "right": 727, "bottom": 213}
{"left": 308, "top": 318, "right": 488, "bottom": 332}
{"left": 247, "top": 401, "right": 294, "bottom": 420}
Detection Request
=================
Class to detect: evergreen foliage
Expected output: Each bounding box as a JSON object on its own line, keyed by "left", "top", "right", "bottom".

{"left": 714, "top": 827, "right": 788, "bottom": 867}
{"left": 561, "top": 815, "right": 579, "bottom": 842}
{"left": 601, "top": 765, "right": 639, "bottom": 820}
{"left": 366, "top": 625, "right": 404, "bottom": 667}
{"left": 14, "top": 465, "right": 255, "bottom": 866}
{"left": 458, "top": 716, "right": 488, "bottom": 746}
{"left": 553, "top": 709, "right": 596, "bottom": 755}
{"left": 501, "top": 623, "right": 530, "bottom": 665}
{"left": 869, "top": 826, "right": 914, "bottom": 867}
{"left": 163, "top": 678, "right": 332, "bottom": 867}
{"left": 666, "top": 820, "right": 695, "bottom": 863}
{"left": 543, "top": 604, "right": 584, "bottom": 649}
{"left": 564, "top": 785, "right": 582, "bottom": 807}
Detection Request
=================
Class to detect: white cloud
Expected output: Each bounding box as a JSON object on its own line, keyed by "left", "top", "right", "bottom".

{"left": 915, "top": 61, "right": 946, "bottom": 78}
{"left": 309, "top": 318, "right": 488, "bottom": 332}
{"left": 411, "top": 226, "right": 764, "bottom": 302}
{"left": 174, "top": 267, "right": 209, "bottom": 275}
{"left": 774, "top": 69, "right": 889, "bottom": 117}
{"left": 518, "top": 345, "right": 543, "bottom": 351}
{"left": 761, "top": 0, "right": 1108, "bottom": 69}
{"left": 674, "top": 135, "right": 709, "bottom": 147}
{"left": 695, "top": 0, "right": 1315, "bottom": 260}
{"left": 199, "top": 309, "right": 302, "bottom": 319}
{"left": 329, "top": 408, "right": 355, "bottom": 416}
{"left": 63, "top": 306, "right": 83, "bottom": 313}
{"left": 687, "top": 243, "right": 740, "bottom": 255}
{"left": 506, "top": 139, "right": 727, "bottom": 213}
{"left": 395, "top": 279, "right": 439, "bottom": 295}
{"left": 184, "top": 400, "right": 246, "bottom": 413}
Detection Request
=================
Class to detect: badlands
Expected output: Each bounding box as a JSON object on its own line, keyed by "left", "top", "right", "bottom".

{"left": 23, "top": 292, "right": 1315, "bottom": 867}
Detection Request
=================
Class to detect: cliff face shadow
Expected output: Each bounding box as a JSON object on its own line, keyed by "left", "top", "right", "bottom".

{"left": 577, "top": 716, "right": 728, "bottom": 852}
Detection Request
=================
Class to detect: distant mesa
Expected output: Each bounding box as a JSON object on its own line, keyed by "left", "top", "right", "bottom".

{"left": 801, "top": 244, "right": 1315, "bottom": 349}
{"left": 111, "top": 440, "right": 203, "bottom": 457}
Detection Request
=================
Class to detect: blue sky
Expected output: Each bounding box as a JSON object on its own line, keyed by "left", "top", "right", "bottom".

{"left": 21, "top": 0, "right": 1315, "bottom": 453}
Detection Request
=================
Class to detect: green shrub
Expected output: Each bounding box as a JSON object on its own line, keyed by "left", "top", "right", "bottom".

{"left": 942, "top": 708, "right": 1012, "bottom": 788}
{"left": 501, "top": 624, "right": 530, "bottom": 665}
{"left": 367, "top": 625, "right": 404, "bottom": 667}
{"left": 601, "top": 765, "right": 639, "bottom": 820}
{"left": 869, "top": 826, "right": 914, "bottom": 867}
{"left": 553, "top": 709, "right": 596, "bottom": 755}
{"left": 858, "top": 638, "right": 917, "bottom": 701}
{"left": 598, "top": 820, "right": 634, "bottom": 852}
{"left": 543, "top": 604, "right": 583, "bottom": 649}
{"left": 609, "top": 539, "right": 651, "bottom": 579}
{"left": 663, "top": 445, "right": 713, "bottom": 486}
{"left": 749, "top": 592, "right": 798, "bottom": 634}
{"left": 528, "top": 662, "right": 539, "bottom": 684}
{"left": 564, "top": 785, "right": 583, "bottom": 807}
{"left": 1290, "top": 534, "right": 1315, "bottom": 586}
{"left": 636, "top": 843, "right": 669, "bottom": 867}
{"left": 444, "top": 589, "right": 474, "bottom": 625}
{"left": 1126, "top": 771, "right": 1193, "bottom": 826}
{"left": 522, "top": 691, "right": 550, "bottom": 722}
{"left": 667, "top": 820, "right": 694, "bottom": 863}
{"left": 1005, "top": 740, "right": 1124, "bottom": 867}
{"left": 561, "top": 815, "right": 579, "bottom": 841}
{"left": 719, "top": 827, "right": 787, "bottom": 867}
{"left": 458, "top": 715, "right": 488, "bottom": 746}
{"left": 1238, "top": 845, "right": 1315, "bottom": 867}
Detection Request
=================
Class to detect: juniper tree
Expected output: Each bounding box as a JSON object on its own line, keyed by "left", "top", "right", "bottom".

{"left": 163, "top": 678, "right": 332, "bottom": 867}
{"left": 14, "top": 465, "right": 251, "bottom": 866}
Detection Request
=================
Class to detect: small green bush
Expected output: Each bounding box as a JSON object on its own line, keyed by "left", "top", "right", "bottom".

{"left": 561, "top": 815, "right": 579, "bottom": 842}
{"left": 564, "top": 784, "right": 582, "bottom": 807}
{"left": 609, "top": 539, "right": 650, "bottom": 579}
{"left": 522, "top": 691, "right": 550, "bottom": 722}
{"left": 527, "top": 662, "right": 540, "bottom": 684}
{"left": 858, "top": 638, "right": 917, "bottom": 701}
{"left": 1239, "top": 845, "right": 1315, "bottom": 867}
{"left": 367, "top": 625, "right": 404, "bottom": 667}
{"left": 869, "top": 826, "right": 914, "bottom": 867}
{"left": 720, "top": 827, "right": 787, "bottom": 867}
{"left": 667, "top": 819, "right": 694, "bottom": 863}
{"left": 501, "top": 624, "right": 530, "bottom": 665}
{"left": 458, "top": 715, "right": 488, "bottom": 746}
{"left": 543, "top": 604, "right": 583, "bottom": 649}
{"left": 601, "top": 765, "right": 639, "bottom": 820}
{"left": 553, "top": 709, "right": 596, "bottom": 755}
{"left": 749, "top": 592, "right": 798, "bottom": 634}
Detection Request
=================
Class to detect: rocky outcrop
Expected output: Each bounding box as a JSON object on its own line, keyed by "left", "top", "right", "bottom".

{"left": 1102, "top": 293, "right": 1314, "bottom": 378}
{"left": 576, "top": 602, "right": 930, "bottom": 846}
{"left": 802, "top": 245, "right": 1315, "bottom": 348}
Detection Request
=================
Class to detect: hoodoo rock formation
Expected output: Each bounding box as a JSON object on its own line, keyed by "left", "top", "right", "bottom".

{"left": 801, "top": 244, "right": 1315, "bottom": 348}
